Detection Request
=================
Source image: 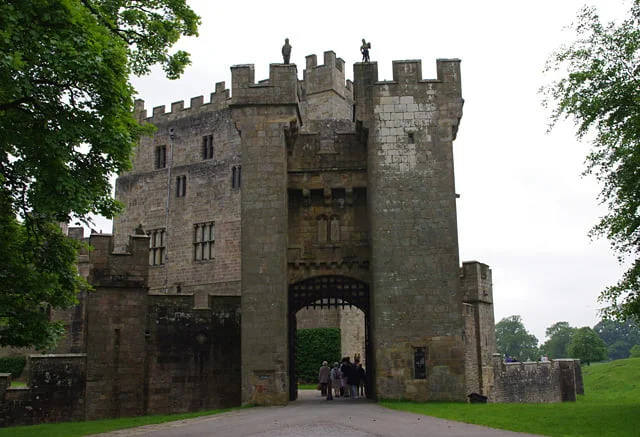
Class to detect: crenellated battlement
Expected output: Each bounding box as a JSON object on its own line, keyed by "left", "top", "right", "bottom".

{"left": 230, "top": 63, "right": 299, "bottom": 106}
{"left": 88, "top": 233, "right": 149, "bottom": 288}
{"left": 353, "top": 58, "right": 464, "bottom": 140}
{"left": 353, "top": 58, "right": 461, "bottom": 87}
{"left": 134, "top": 81, "right": 231, "bottom": 125}
{"left": 303, "top": 51, "right": 352, "bottom": 99}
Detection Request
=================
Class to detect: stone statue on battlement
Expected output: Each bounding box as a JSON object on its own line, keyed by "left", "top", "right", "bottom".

{"left": 360, "top": 39, "right": 371, "bottom": 62}
{"left": 282, "top": 38, "right": 292, "bottom": 64}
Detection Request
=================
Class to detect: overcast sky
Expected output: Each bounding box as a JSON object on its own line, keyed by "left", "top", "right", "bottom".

{"left": 103, "top": 0, "right": 633, "bottom": 342}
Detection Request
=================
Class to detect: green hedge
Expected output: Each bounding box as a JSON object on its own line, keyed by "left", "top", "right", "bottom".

{"left": 0, "top": 357, "right": 27, "bottom": 378}
{"left": 296, "top": 328, "right": 341, "bottom": 384}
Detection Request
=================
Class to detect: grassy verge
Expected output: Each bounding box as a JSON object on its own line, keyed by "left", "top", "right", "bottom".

{"left": 0, "top": 408, "right": 234, "bottom": 437}
{"left": 380, "top": 400, "right": 638, "bottom": 437}
{"left": 380, "top": 358, "right": 640, "bottom": 437}
{"left": 298, "top": 383, "right": 317, "bottom": 390}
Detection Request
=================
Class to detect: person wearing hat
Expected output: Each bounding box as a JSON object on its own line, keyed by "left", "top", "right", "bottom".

{"left": 318, "top": 361, "right": 330, "bottom": 396}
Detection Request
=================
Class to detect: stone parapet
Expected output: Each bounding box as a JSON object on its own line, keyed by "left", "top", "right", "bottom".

{"left": 489, "top": 354, "right": 580, "bottom": 403}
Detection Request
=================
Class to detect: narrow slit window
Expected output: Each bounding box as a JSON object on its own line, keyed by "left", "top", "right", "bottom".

{"left": 202, "top": 135, "right": 214, "bottom": 160}
{"left": 232, "top": 165, "right": 242, "bottom": 189}
{"left": 414, "top": 347, "right": 427, "bottom": 379}
{"left": 408, "top": 132, "right": 415, "bottom": 144}
{"left": 176, "top": 175, "right": 187, "bottom": 197}
{"left": 155, "top": 145, "right": 167, "bottom": 168}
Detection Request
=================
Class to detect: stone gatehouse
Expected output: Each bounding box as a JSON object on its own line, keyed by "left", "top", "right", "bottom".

{"left": 111, "top": 50, "right": 497, "bottom": 405}
{"left": 1, "top": 51, "right": 535, "bottom": 427}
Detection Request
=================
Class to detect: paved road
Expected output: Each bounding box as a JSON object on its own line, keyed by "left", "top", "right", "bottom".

{"left": 93, "top": 391, "right": 545, "bottom": 437}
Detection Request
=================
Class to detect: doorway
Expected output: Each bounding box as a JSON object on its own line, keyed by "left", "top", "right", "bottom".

{"left": 288, "top": 275, "right": 372, "bottom": 401}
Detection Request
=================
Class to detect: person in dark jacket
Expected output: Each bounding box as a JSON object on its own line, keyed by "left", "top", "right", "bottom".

{"left": 357, "top": 362, "right": 366, "bottom": 396}
{"left": 348, "top": 359, "right": 360, "bottom": 398}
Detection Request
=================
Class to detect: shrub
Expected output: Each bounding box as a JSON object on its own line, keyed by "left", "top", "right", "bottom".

{"left": 296, "top": 328, "right": 341, "bottom": 383}
{"left": 0, "top": 357, "right": 27, "bottom": 378}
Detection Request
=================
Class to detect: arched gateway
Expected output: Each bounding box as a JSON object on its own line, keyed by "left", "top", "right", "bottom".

{"left": 288, "top": 276, "right": 372, "bottom": 401}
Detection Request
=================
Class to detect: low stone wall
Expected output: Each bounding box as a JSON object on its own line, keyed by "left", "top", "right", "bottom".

{"left": 489, "top": 354, "right": 581, "bottom": 403}
{"left": 0, "top": 354, "right": 86, "bottom": 427}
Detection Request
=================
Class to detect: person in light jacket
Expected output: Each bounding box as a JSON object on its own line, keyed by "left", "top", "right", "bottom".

{"left": 318, "top": 361, "right": 330, "bottom": 396}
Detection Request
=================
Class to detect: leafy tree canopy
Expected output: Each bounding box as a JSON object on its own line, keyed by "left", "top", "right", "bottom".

{"left": 543, "top": 1, "right": 640, "bottom": 322}
{"left": 495, "top": 315, "right": 539, "bottom": 361}
{"left": 0, "top": 0, "right": 200, "bottom": 348}
{"left": 630, "top": 344, "right": 640, "bottom": 358}
{"left": 594, "top": 318, "right": 640, "bottom": 360}
{"left": 540, "top": 321, "right": 576, "bottom": 359}
{"left": 568, "top": 327, "right": 608, "bottom": 365}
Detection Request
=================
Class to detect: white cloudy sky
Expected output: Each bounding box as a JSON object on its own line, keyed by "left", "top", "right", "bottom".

{"left": 102, "top": 0, "right": 634, "bottom": 342}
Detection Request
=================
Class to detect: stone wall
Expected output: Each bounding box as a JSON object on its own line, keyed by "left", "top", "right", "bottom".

{"left": 0, "top": 233, "right": 243, "bottom": 427}
{"left": 114, "top": 86, "right": 241, "bottom": 301}
{"left": 145, "top": 295, "right": 241, "bottom": 414}
{"left": 0, "top": 355, "right": 86, "bottom": 427}
{"left": 489, "top": 354, "right": 581, "bottom": 403}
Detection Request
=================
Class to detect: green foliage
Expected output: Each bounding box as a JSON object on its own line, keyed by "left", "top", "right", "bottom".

{"left": 629, "top": 344, "right": 640, "bottom": 358}
{"left": 381, "top": 359, "right": 640, "bottom": 437}
{"left": 608, "top": 340, "right": 631, "bottom": 360}
{"left": 540, "top": 321, "right": 576, "bottom": 359}
{"left": 295, "top": 328, "right": 341, "bottom": 383}
{"left": 569, "top": 327, "right": 608, "bottom": 365}
{"left": 0, "top": 0, "right": 199, "bottom": 348}
{"left": 543, "top": 1, "right": 640, "bottom": 322}
{"left": 0, "top": 356, "right": 26, "bottom": 378}
{"left": 0, "top": 211, "right": 86, "bottom": 348}
{"left": 495, "top": 315, "right": 539, "bottom": 361}
{"left": 594, "top": 318, "right": 640, "bottom": 360}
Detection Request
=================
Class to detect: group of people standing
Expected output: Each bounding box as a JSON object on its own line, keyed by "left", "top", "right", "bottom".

{"left": 318, "top": 357, "right": 366, "bottom": 400}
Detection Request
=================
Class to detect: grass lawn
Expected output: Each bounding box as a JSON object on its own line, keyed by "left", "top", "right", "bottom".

{"left": 0, "top": 408, "right": 234, "bottom": 437}
{"left": 380, "top": 358, "right": 640, "bottom": 437}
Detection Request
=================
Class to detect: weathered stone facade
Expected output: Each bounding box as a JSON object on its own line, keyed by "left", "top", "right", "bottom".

{"left": 112, "top": 51, "right": 495, "bottom": 405}
{"left": 487, "top": 354, "right": 583, "bottom": 403}
{"left": 0, "top": 51, "right": 588, "bottom": 428}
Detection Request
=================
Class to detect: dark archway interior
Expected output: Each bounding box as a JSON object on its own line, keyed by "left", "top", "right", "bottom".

{"left": 288, "top": 276, "right": 372, "bottom": 401}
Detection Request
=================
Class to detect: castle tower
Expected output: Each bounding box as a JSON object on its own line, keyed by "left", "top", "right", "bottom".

{"left": 354, "top": 59, "right": 466, "bottom": 400}
{"left": 230, "top": 63, "right": 301, "bottom": 405}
